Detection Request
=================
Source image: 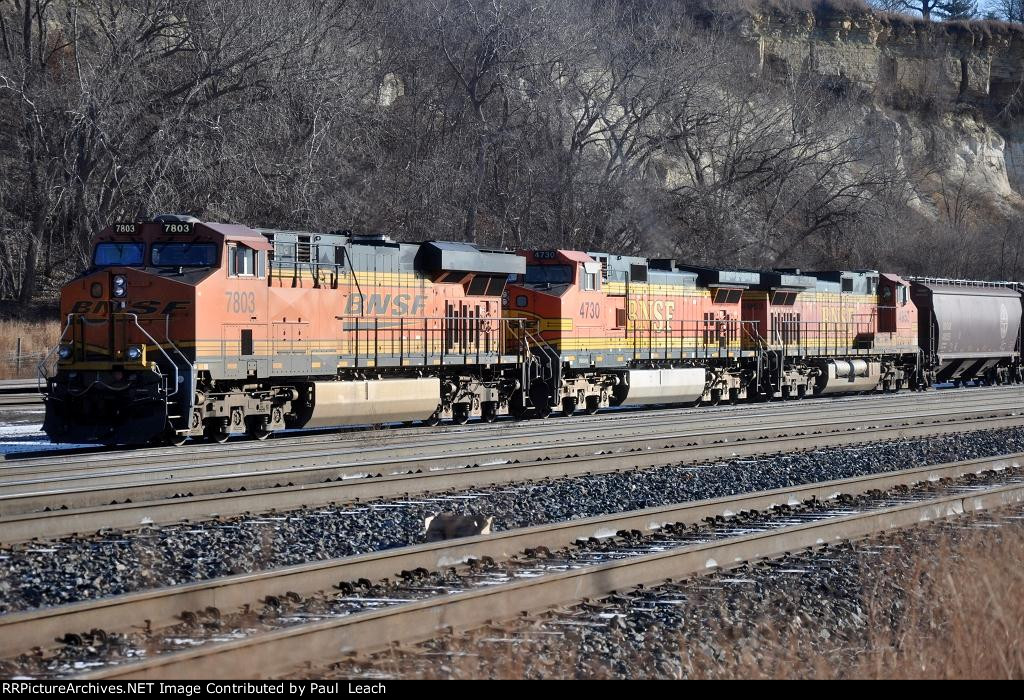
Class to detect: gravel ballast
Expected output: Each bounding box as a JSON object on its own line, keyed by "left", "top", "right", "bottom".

{"left": 1, "top": 427, "right": 1023, "bottom": 613}
{"left": 4, "top": 468, "right": 1018, "bottom": 678}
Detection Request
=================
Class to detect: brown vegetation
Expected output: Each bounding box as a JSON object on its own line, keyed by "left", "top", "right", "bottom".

{"left": 328, "top": 514, "right": 1024, "bottom": 679}
{"left": 1, "top": 1, "right": 1022, "bottom": 305}
{"left": 0, "top": 319, "right": 59, "bottom": 380}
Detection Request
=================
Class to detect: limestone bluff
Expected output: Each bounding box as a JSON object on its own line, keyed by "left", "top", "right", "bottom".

{"left": 688, "top": 1, "right": 1024, "bottom": 218}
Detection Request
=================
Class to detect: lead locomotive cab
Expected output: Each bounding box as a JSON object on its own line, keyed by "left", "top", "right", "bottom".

{"left": 43, "top": 217, "right": 527, "bottom": 445}
{"left": 42, "top": 215, "right": 270, "bottom": 445}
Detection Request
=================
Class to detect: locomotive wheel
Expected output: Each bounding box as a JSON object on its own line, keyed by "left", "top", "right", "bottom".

{"left": 424, "top": 412, "right": 441, "bottom": 427}
{"left": 452, "top": 404, "right": 470, "bottom": 425}
{"left": 562, "top": 398, "right": 577, "bottom": 416}
{"left": 529, "top": 382, "right": 553, "bottom": 419}
{"left": 163, "top": 426, "right": 187, "bottom": 447}
{"left": 245, "top": 417, "right": 272, "bottom": 441}
{"left": 584, "top": 396, "right": 600, "bottom": 415}
{"left": 509, "top": 389, "right": 528, "bottom": 420}
{"left": 481, "top": 402, "right": 498, "bottom": 423}
{"left": 206, "top": 424, "right": 230, "bottom": 444}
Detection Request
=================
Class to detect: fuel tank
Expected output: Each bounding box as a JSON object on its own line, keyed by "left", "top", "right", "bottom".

{"left": 615, "top": 368, "right": 707, "bottom": 406}
{"left": 815, "top": 360, "right": 880, "bottom": 395}
{"left": 292, "top": 377, "right": 441, "bottom": 428}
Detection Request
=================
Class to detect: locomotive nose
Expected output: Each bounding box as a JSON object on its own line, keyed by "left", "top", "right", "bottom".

{"left": 45, "top": 265, "right": 197, "bottom": 445}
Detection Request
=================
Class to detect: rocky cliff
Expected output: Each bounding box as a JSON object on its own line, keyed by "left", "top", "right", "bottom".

{"left": 721, "top": 4, "right": 1024, "bottom": 217}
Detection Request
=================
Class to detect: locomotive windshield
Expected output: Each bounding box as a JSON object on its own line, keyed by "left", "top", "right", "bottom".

{"left": 525, "top": 264, "right": 572, "bottom": 284}
{"left": 94, "top": 242, "right": 145, "bottom": 267}
{"left": 152, "top": 243, "right": 218, "bottom": 267}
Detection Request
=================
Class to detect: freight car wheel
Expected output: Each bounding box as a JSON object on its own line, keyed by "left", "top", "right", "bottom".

{"left": 424, "top": 412, "right": 441, "bottom": 426}
{"left": 452, "top": 404, "right": 470, "bottom": 425}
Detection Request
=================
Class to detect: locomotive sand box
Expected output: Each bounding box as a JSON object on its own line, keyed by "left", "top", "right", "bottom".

{"left": 41, "top": 215, "right": 1023, "bottom": 446}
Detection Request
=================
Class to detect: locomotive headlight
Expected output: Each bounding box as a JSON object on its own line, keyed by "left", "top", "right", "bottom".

{"left": 57, "top": 344, "right": 73, "bottom": 361}
{"left": 125, "top": 345, "right": 143, "bottom": 362}
{"left": 112, "top": 275, "right": 127, "bottom": 297}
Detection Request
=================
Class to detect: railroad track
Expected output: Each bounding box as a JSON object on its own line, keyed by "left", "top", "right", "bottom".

{"left": 5, "top": 385, "right": 1021, "bottom": 477}
{"left": 0, "top": 379, "right": 40, "bottom": 408}
{"left": 2, "top": 453, "right": 1012, "bottom": 678}
{"left": 5, "top": 389, "right": 1021, "bottom": 491}
{"left": 2, "top": 400, "right": 1022, "bottom": 543}
{"left": 3, "top": 384, "right": 1021, "bottom": 465}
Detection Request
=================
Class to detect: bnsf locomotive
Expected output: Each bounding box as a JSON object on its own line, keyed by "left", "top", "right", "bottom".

{"left": 41, "top": 216, "right": 1024, "bottom": 445}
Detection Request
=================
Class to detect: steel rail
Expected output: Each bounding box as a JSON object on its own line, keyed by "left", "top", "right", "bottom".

{"left": 1, "top": 412, "right": 1021, "bottom": 544}
{"left": 5, "top": 385, "right": 1021, "bottom": 469}
{"left": 0, "top": 452, "right": 1015, "bottom": 661}
{"left": 0, "top": 379, "right": 37, "bottom": 393}
{"left": 0, "top": 395, "right": 42, "bottom": 407}
{"left": 0, "top": 379, "right": 42, "bottom": 407}
{"left": 77, "top": 472, "right": 1024, "bottom": 679}
{"left": 3, "top": 398, "right": 1021, "bottom": 499}
{"left": 5, "top": 386, "right": 1017, "bottom": 478}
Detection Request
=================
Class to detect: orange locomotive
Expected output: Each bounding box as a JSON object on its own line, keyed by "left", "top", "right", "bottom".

{"left": 42, "top": 218, "right": 1021, "bottom": 445}
{"left": 503, "top": 251, "right": 923, "bottom": 415}
{"left": 44, "top": 216, "right": 526, "bottom": 445}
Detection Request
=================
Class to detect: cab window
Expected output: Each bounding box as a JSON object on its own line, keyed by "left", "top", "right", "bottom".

{"left": 228, "top": 244, "right": 265, "bottom": 278}
{"left": 94, "top": 242, "right": 145, "bottom": 267}
{"left": 525, "top": 265, "right": 572, "bottom": 284}
{"left": 152, "top": 243, "right": 217, "bottom": 267}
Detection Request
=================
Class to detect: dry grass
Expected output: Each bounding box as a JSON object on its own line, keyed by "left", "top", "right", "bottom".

{"left": 849, "top": 531, "right": 1024, "bottom": 679}
{"left": 329, "top": 515, "right": 1024, "bottom": 679}
{"left": 0, "top": 319, "right": 61, "bottom": 379}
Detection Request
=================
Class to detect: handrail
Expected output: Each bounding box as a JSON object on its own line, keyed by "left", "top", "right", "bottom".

{"left": 908, "top": 276, "right": 1020, "bottom": 289}
{"left": 162, "top": 313, "right": 196, "bottom": 401}
{"left": 113, "top": 313, "right": 182, "bottom": 398}
{"left": 335, "top": 315, "right": 531, "bottom": 367}
{"left": 36, "top": 313, "right": 75, "bottom": 394}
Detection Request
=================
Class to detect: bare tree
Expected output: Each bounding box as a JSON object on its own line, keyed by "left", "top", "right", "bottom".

{"left": 412, "top": 0, "right": 561, "bottom": 243}
{"left": 994, "top": 0, "right": 1024, "bottom": 21}
{"left": 889, "top": 0, "right": 978, "bottom": 19}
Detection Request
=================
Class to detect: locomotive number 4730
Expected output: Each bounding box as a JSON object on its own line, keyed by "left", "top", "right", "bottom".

{"left": 225, "top": 291, "right": 257, "bottom": 314}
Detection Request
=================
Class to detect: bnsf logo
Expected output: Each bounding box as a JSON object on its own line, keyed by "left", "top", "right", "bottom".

{"left": 344, "top": 293, "right": 426, "bottom": 316}
{"left": 69, "top": 300, "right": 190, "bottom": 315}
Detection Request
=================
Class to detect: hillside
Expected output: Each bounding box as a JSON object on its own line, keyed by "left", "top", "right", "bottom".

{"left": 0, "top": 0, "right": 1021, "bottom": 310}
